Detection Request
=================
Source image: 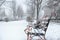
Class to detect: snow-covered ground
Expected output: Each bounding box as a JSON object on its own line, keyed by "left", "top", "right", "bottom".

{"left": 0, "top": 20, "right": 28, "bottom": 40}
{"left": 45, "top": 21, "right": 60, "bottom": 40}
{"left": 0, "top": 20, "right": 60, "bottom": 40}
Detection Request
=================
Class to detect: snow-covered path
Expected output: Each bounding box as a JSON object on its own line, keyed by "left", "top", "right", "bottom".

{"left": 45, "top": 21, "right": 60, "bottom": 40}
{"left": 0, "top": 20, "right": 28, "bottom": 40}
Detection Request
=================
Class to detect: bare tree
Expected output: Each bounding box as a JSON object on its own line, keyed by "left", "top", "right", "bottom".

{"left": 26, "top": 0, "right": 42, "bottom": 22}
{"left": 26, "top": 0, "right": 35, "bottom": 20}
{"left": 12, "top": 0, "right": 16, "bottom": 20}
{"left": 0, "top": 0, "right": 6, "bottom": 6}
{"left": 46, "top": 0, "right": 60, "bottom": 19}
{"left": 17, "top": 6, "right": 24, "bottom": 20}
